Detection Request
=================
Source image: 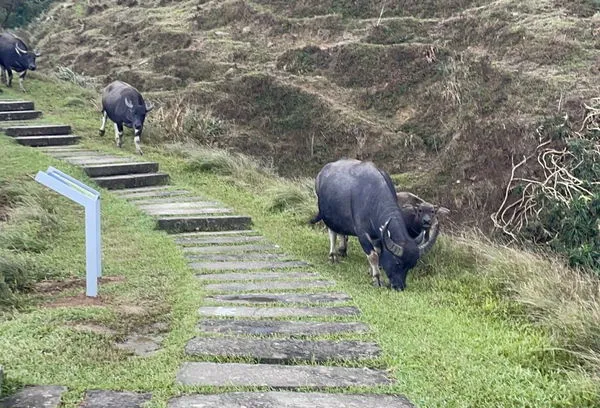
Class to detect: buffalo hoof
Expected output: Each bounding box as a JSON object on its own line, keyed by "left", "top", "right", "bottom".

{"left": 137, "top": 150, "right": 144, "bottom": 156}
{"left": 371, "top": 277, "right": 383, "bottom": 288}
{"left": 328, "top": 253, "right": 338, "bottom": 263}
{"left": 99, "top": 129, "right": 105, "bottom": 136}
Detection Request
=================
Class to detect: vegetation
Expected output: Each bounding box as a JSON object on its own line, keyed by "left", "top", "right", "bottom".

{"left": 1, "top": 0, "right": 599, "bottom": 404}
{"left": 0, "top": 76, "right": 598, "bottom": 407}
{"left": 0, "top": 176, "right": 63, "bottom": 306}
{"left": 492, "top": 114, "right": 600, "bottom": 273}
{"left": 0, "top": 0, "right": 54, "bottom": 28}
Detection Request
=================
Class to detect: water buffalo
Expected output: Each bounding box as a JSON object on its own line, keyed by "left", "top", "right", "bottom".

{"left": 99, "top": 80, "right": 153, "bottom": 155}
{"left": 311, "top": 159, "right": 439, "bottom": 290}
{"left": 396, "top": 191, "right": 450, "bottom": 244}
{"left": 0, "top": 32, "right": 40, "bottom": 92}
{"left": 320, "top": 191, "right": 448, "bottom": 260}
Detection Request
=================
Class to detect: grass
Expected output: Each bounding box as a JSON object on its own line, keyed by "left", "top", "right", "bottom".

{"left": 0, "top": 76, "right": 599, "bottom": 407}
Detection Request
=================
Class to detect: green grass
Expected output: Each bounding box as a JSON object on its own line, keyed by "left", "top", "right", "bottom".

{"left": 0, "top": 76, "right": 599, "bottom": 407}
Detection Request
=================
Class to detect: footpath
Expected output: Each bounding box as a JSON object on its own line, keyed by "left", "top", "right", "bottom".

{"left": 0, "top": 99, "right": 413, "bottom": 407}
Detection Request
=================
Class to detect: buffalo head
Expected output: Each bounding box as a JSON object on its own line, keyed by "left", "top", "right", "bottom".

{"left": 14, "top": 43, "right": 40, "bottom": 71}
{"left": 124, "top": 97, "right": 153, "bottom": 137}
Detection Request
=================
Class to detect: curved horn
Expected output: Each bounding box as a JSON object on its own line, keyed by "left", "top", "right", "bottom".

{"left": 435, "top": 206, "right": 451, "bottom": 216}
{"left": 34, "top": 49, "right": 41, "bottom": 57}
{"left": 124, "top": 97, "right": 133, "bottom": 108}
{"left": 14, "top": 43, "right": 26, "bottom": 56}
{"left": 145, "top": 101, "right": 154, "bottom": 112}
{"left": 418, "top": 217, "right": 440, "bottom": 257}
{"left": 380, "top": 219, "right": 404, "bottom": 257}
{"left": 397, "top": 191, "right": 426, "bottom": 206}
{"left": 414, "top": 230, "right": 426, "bottom": 245}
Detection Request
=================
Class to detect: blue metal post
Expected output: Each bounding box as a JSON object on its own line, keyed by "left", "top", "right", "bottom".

{"left": 35, "top": 167, "right": 102, "bottom": 297}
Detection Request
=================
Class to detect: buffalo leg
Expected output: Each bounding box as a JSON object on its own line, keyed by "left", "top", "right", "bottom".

{"left": 134, "top": 133, "right": 143, "bottom": 155}
{"left": 18, "top": 71, "right": 26, "bottom": 92}
{"left": 367, "top": 250, "right": 382, "bottom": 287}
{"left": 114, "top": 123, "right": 123, "bottom": 148}
{"left": 358, "top": 234, "right": 383, "bottom": 287}
{"left": 338, "top": 235, "right": 348, "bottom": 257}
{"left": 5, "top": 69, "right": 12, "bottom": 87}
{"left": 328, "top": 229, "right": 338, "bottom": 263}
{"left": 99, "top": 111, "right": 107, "bottom": 136}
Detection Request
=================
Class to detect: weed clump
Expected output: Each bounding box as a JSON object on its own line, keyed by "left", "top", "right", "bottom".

{"left": 0, "top": 178, "right": 61, "bottom": 306}
{"left": 55, "top": 66, "right": 98, "bottom": 89}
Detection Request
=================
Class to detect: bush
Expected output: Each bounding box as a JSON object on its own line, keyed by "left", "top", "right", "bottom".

{"left": 493, "top": 111, "right": 600, "bottom": 274}
{"left": 0, "top": 0, "right": 55, "bottom": 28}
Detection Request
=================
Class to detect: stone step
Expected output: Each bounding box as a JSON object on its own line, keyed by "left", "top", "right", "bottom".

{"left": 184, "top": 337, "right": 380, "bottom": 363}
{"left": 38, "top": 146, "right": 84, "bottom": 152}
{"left": 120, "top": 190, "right": 191, "bottom": 200}
{"left": 132, "top": 196, "right": 219, "bottom": 205}
{"left": 199, "top": 319, "right": 369, "bottom": 336}
{"left": 0, "top": 110, "right": 41, "bottom": 121}
{"left": 67, "top": 157, "right": 134, "bottom": 165}
{"left": 190, "top": 260, "right": 309, "bottom": 271}
{"left": 145, "top": 207, "right": 233, "bottom": 216}
{"left": 83, "top": 162, "right": 159, "bottom": 177}
{"left": 195, "top": 271, "right": 319, "bottom": 282}
{"left": 168, "top": 392, "right": 413, "bottom": 408}
{"left": 80, "top": 390, "right": 152, "bottom": 408}
{"left": 49, "top": 151, "right": 118, "bottom": 159}
{"left": 183, "top": 244, "right": 279, "bottom": 254}
{"left": 158, "top": 215, "right": 252, "bottom": 233}
{"left": 138, "top": 201, "right": 225, "bottom": 211}
{"left": 175, "top": 235, "right": 265, "bottom": 245}
{"left": 112, "top": 186, "right": 172, "bottom": 194}
{"left": 206, "top": 292, "right": 352, "bottom": 305}
{"left": 14, "top": 135, "right": 81, "bottom": 147}
{"left": 199, "top": 306, "right": 358, "bottom": 318}
{"left": 186, "top": 253, "right": 294, "bottom": 262}
{"left": 175, "top": 230, "right": 258, "bottom": 237}
{"left": 0, "top": 100, "right": 34, "bottom": 112}
{"left": 204, "top": 280, "right": 334, "bottom": 293}
{"left": 5, "top": 124, "right": 71, "bottom": 136}
{"left": 93, "top": 173, "right": 170, "bottom": 190}
{"left": 176, "top": 362, "right": 392, "bottom": 388}
{"left": 0, "top": 386, "right": 67, "bottom": 408}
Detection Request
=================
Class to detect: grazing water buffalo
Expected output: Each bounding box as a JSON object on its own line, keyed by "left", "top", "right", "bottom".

{"left": 0, "top": 32, "right": 40, "bottom": 92}
{"left": 99, "top": 80, "right": 153, "bottom": 155}
{"left": 310, "top": 159, "right": 439, "bottom": 291}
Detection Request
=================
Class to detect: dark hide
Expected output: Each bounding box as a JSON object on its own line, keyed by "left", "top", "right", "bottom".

{"left": 0, "top": 32, "right": 40, "bottom": 91}
{"left": 312, "top": 159, "right": 439, "bottom": 291}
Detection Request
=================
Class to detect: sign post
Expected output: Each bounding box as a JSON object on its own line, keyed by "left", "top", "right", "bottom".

{"left": 34, "top": 167, "right": 102, "bottom": 297}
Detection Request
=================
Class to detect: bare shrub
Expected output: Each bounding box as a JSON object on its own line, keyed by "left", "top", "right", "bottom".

{"left": 55, "top": 65, "right": 98, "bottom": 89}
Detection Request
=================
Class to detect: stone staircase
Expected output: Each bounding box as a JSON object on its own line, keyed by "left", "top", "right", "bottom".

{"left": 0, "top": 100, "right": 414, "bottom": 407}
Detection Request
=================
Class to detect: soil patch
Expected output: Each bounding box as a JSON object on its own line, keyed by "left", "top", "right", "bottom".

{"left": 35, "top": 276, "right": 125, "bottom": 295}
{"left": 44, "top": 294, "right": 108, "bottom": 308}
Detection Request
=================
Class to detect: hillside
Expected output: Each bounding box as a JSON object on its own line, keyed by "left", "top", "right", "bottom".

{"left": 19, "top": 0, "right": 600, "bottom": 229}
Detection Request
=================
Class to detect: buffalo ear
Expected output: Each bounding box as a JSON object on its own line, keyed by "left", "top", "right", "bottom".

{"left": 145, "top": 101, "right": 154, "bottom": 112}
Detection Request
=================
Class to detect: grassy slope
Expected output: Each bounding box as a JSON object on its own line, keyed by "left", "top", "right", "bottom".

{"left": 0, "top": 76, "right": 597, "bottom": 407}
{"left": 25, "top": 0, "right": 600, "bottom": 230}
{"left": 0, "top": 84, "right": 201, "bottom": 406}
